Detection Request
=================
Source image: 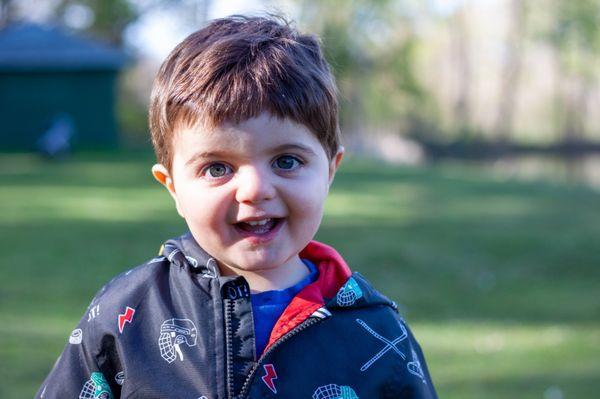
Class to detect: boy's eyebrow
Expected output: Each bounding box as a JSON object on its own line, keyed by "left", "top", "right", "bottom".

{"left": 185, "top": 143, "right": 318, "bottom": 165}
{"left": 270, "top": 143, "right": 317, "bottom": 156}
{"left": 185, "top": 150, "right": 233, "bottom": 166}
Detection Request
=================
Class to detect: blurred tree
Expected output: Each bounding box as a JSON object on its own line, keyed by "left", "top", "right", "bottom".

{"left": 55, "top": 0, "right": 138, "bottom": 45}
{"left": 449, "top": 2, "right": 472, "bottom": 138}
{"left": 0, "top": 0, "right": 140, "bottom": 45}
{"left": 0, "top": 0, "right": 210, "bottom": 47}
{"left": 543, "top": 0, "right": 600, "bottom": 142}
{"left": 494, "top": 0, "right": 527, "bottom": 142}
{"left": 295, "top": 0, "right": 431, "bottom": 139}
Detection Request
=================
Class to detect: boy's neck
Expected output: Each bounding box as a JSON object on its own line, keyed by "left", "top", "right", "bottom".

{"left": 218, "top": 255, "right": 310, "bottom": 293}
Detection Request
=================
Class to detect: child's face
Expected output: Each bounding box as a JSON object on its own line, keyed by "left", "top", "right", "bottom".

{"left": 152, "top": 112, "right": 343, "bottom": 280}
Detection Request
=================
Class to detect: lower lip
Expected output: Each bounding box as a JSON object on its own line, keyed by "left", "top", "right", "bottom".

{"left": 233, "top": 219, "right": 284, "bottom": 244}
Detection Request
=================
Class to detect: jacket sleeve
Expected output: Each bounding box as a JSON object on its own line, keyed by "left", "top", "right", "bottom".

{"left": 35, "top": 300, "right": 116, "bottom": 399}
{"left": 393, "top": 315, "right": 439, "bottom": 399}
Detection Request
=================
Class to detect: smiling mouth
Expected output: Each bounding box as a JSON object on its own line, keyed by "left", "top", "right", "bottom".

{"left": 234, "top": 218, "right": 283, "bottom": 236}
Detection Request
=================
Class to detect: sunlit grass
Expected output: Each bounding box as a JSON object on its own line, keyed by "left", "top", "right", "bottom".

{"left": 1, "top": 152, "right": 599, "bottom": 399}
{"left": 2, "top": 186, "right": 171, "bottom": 222}
{"left": 414, "top": 322, "right": 600, "bottom": 399}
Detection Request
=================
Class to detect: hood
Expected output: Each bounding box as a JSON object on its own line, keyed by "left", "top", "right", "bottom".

{"left": 161, "top": 232, "right": 220, "bottom": 278}
{"left": 267, "top": 240, "right": 396, "bottom": 348}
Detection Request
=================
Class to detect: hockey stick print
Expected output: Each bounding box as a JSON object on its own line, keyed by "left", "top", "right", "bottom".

{"left": 356, "top": 318, "right": 407, "bottom": 371}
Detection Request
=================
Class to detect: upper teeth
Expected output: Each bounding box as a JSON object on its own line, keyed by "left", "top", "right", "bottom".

{"left": 246, "top": 219, "right": 270, "bottom": 226}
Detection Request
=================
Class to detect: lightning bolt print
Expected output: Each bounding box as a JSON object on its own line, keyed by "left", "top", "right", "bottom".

{"left": 118, "top": 306, "right": 135, "bottom": 334}
{"left": 261, "top": 363, "right": 278, "bottom": 394}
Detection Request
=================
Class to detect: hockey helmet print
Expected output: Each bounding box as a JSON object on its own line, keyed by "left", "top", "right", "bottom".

{"left": 158, "top": 318, "right": 198, "bottom": 363}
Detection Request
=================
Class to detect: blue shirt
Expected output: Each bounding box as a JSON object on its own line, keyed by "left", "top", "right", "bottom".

{"left": 251, "top": 259, "right": 319, "bottom": 357}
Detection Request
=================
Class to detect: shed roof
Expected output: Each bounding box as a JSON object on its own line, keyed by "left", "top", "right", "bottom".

{"left": 0, "top": 22, "right": 127, "bottom": 71}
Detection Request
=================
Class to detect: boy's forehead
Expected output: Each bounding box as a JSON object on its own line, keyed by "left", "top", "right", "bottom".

{"left": 175, "top": 113, "right": 315, "bottom": 144}
{"left": 171, "top": 113, "right": 323, "bottom": 161}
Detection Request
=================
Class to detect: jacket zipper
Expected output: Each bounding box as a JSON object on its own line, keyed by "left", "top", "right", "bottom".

{"left": 237, "top": 316, "right": 324, "bottom": 399}
{"left": 224, "top": 299, "right": 236, "bottom": 399}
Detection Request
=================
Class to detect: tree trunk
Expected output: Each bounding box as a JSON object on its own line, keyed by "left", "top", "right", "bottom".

{"left": 451, "top": 4, "right": 472, "bottom": 136}
{"left": 494, "top": 0, "right": 526, "bottom": 142}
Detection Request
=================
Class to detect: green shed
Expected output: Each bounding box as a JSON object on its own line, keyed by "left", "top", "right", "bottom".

{"left": 0, "top": 23, "right": 127, "bottom": 151}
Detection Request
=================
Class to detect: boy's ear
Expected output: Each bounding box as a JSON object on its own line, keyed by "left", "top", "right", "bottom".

{"left": 151, "top": 164, "right": 174, "bottom": 190}
{"left": 328, "top": 146, "right": 345, "bottom": 186}
{"left": 151, "top": 164, "right": 185, "bottom": 218}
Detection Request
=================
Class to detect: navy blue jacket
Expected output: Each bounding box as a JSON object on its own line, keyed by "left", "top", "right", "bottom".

{"left": 37, "top": 233, "right": 438, "bottom": 399}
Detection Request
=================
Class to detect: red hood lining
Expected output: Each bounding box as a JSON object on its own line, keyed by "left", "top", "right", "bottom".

{"left": 265, "top": 240, "right": 352, "bottom": 350}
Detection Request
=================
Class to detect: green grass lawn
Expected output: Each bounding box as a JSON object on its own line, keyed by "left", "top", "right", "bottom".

{"left": 1, "top": 152, "right": 599, "bottom": 398}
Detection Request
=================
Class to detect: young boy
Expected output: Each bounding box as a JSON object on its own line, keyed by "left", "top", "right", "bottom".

{"left": 38, "top": 16, "right": 437, "bottom": 399}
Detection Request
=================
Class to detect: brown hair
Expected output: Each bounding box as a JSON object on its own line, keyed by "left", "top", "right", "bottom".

{"left": 149, "top": 15, "right": 340, "bottom": 170}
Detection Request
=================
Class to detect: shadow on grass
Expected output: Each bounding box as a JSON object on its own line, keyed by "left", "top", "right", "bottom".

{"left": 3, "top": 154, "right": 600, "bottom": 323}
{"left": 3, "top": 214, "right": 599, "bottom": 325}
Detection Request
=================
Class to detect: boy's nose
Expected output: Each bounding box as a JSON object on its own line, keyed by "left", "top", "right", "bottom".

{"left": 235, "top": 166, "right": 276, "bottom": 204}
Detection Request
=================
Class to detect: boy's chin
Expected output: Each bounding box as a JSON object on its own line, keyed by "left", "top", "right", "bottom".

{"left": 217, "top": 250, "right": 297, "bottom": 276}
{"left": 222, "top": 258, "right": 283, "bottom": 275}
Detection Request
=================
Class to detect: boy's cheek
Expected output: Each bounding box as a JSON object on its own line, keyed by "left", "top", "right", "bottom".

{"left": 173, "top": 198, "right": 186, "bottom": 219}
{"left": 178, "top": 193, "right": 227, "bottom": 225}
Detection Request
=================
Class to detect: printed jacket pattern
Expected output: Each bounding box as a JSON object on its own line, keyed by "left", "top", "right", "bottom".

{"left": 37, "top": 232, "right": 438, "bottom": 399}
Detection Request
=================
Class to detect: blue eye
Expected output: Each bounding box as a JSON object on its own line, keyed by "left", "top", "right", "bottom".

{"left": 273, "top": 155, "right": 302, "bottom": 171}
{"left": 202, "top": 163, "right": 232, "bottom": 179}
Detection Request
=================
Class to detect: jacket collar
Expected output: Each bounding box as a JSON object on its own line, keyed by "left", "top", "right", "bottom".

{"left": 265, "top": 240, "right": 353, "bottom": 348}
{"left": 161, "top": 233, "right": 396, "bottom": 349}
{"left": 161, "top": 233, "right": 353, "bottom": 289}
